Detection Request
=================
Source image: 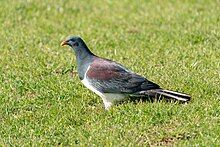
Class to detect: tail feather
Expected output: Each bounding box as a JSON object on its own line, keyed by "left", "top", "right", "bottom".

{"left": 162, "top": 89, "right": 191, "bottom": 99}
{"left": 136, "top": 89, "right": 191, "bottom": 102}
{"left": 156, "top": 89, "right": 191, "bottom": 101}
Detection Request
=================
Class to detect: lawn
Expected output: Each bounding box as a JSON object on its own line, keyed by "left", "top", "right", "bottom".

{"left": 0, "top": 0, "right": 219, "bottom": 146}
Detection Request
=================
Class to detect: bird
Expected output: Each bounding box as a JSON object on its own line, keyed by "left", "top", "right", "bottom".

{"left": 61, "top": 36, "right": 191, "bottom": 110}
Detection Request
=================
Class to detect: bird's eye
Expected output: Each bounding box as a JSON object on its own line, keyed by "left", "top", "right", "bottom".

{"left": 73, "top": 42, "right": 79, "bottom": 46}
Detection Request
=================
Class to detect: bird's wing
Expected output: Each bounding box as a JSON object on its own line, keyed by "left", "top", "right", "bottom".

{"left": 86, "top": 57, "right": 160, "bottom": 94}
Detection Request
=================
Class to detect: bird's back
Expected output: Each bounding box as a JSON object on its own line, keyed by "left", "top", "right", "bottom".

{"left": 84, "top": 56, "right": 160, "bottom": 94}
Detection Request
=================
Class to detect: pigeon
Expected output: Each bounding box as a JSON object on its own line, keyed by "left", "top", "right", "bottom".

{"left": 61, "top": 36, "right": 191, "bottom": 109}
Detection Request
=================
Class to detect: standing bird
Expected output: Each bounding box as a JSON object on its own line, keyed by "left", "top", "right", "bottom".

{"left": 61, "top": 36, "right": 191, "bottom": 109}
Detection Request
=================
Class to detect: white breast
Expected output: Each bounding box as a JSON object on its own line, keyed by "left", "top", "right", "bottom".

{"left": 81, "top": 65, "right": 126, "bottom": 109}
{"left": 81, "top": 77, "right": 104, "bottom": 97}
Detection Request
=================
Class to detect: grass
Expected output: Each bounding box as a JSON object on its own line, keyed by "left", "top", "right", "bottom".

{"left": 0, "top": 0, "right": 219, "bottom": 146}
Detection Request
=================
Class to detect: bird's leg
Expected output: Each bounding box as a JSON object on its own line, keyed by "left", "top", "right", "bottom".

{"left": 101, "top": 96, "right": 113, "bottom": 110}
{"left": 104, "top": 103, "right": 112, "bottom": 110}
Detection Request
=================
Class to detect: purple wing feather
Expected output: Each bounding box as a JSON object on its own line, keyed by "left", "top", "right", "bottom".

{"left": 86, "top": 57, "right": 160, "bottom": 94}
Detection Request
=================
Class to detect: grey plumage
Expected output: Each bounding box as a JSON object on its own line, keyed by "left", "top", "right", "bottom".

{"left": 61, "top": 36, "right": 191, "bottom": 109}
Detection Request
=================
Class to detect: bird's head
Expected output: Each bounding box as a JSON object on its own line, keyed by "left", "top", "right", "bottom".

{"left": 61, "top": 36, "right": 85, "bottom": 49}
{"left": 61, "top": 35, "right": 94, "bottom": 58}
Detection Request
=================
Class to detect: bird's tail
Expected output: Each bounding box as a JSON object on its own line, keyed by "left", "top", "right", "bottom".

{"left": 138, "top": 89, "right": 191, "bottom": 102}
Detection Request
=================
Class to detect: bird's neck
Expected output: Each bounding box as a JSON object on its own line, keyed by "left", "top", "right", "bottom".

{"left": 74, "top": 46, "right": 94, "bottom": 80}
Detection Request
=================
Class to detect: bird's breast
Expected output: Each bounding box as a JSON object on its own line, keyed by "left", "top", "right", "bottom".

{"left": 81, "top": 77, "right": 126, "bottom": 102}
{"left": 81, "top": 77, "right": 104, "bottom": 97}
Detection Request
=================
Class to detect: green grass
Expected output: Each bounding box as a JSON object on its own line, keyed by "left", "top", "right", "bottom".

{"left": 0, "top": 0, "right": 219, "bottom": 146}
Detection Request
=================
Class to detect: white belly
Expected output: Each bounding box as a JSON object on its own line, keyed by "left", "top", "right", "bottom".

{"left": 81, "top": 77, "right": 126, "bottom": 109}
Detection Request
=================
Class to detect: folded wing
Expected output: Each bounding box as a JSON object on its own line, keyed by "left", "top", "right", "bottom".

{"left": 86, "top": 57, "right": 160, "bottom": 94}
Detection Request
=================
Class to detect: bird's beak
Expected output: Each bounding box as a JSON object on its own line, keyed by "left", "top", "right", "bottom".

{"left": 61, "top": 40, "right": 68, "bottom": 46}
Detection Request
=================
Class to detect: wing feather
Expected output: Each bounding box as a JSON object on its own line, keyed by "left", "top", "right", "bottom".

{"left": 86, "top": 57, "right": 160, "bottom": 94}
